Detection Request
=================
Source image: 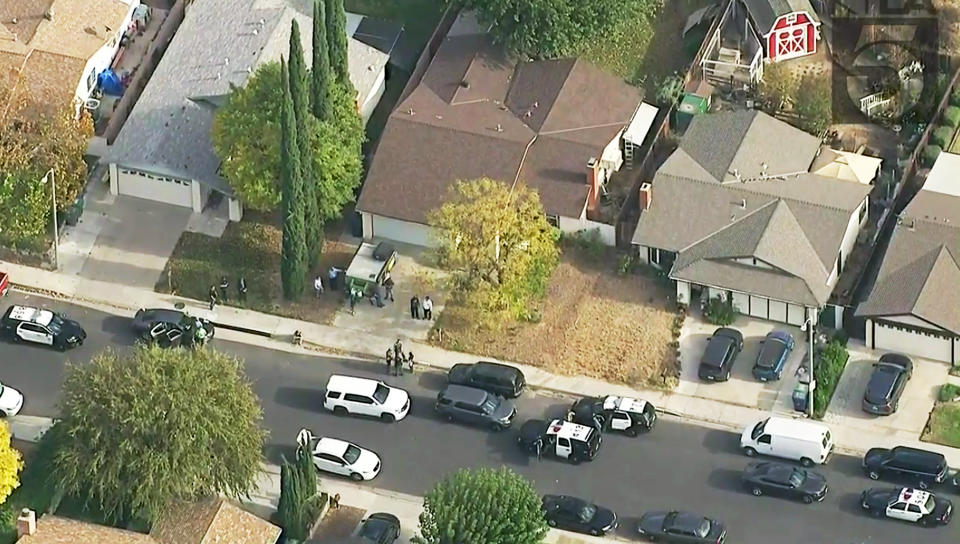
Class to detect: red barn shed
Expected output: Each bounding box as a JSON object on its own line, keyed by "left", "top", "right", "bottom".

{"left": 745, "top": 0, "right": 821, "bottom": 62}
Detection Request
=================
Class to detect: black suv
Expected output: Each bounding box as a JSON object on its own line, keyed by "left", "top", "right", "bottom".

{"left": 863, "top": 446, "right": 949, "bottom": 489}
{"left": 698, "top": 328, "right": 743, "bottom": 381}
{"left": 447, "top": 361, "right": 525, "bottom": 398}
{"left": 435, "top": 384, "right": 516, "bottom": 431}
{"left": 862, "top": 353, "right": 913, "bottom": 415}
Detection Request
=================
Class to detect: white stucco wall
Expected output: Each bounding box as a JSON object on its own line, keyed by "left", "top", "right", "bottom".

{"left": 828, "top": 197, "right": 868, "bottom": 286}
{"left": 557, "top": 216, "right": 616, "bottom": 246}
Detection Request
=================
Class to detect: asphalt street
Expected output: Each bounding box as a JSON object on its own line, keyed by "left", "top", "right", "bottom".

{"left": 1, "top": 292, "right": 958, "bottom": 544}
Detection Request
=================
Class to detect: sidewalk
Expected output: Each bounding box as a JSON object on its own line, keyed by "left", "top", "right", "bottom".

{"left": 3, "top": 258, "right": 960, "bottom": 466}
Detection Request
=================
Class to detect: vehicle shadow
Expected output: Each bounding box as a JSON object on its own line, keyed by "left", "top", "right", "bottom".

{"left": 100, "top": 315, "right": 138, "bottom": 346}
{"left": 701, "top": 428, "right": 741, "bottom": 455}
{"left": 613, "top": 515, "right": 642, "bottom": 540}
{"left": 274, "top": 386, "right": 321, "bottom": 412}
{"left": 485, "top": 425, "right": 535, "bottom": 467}
{"left": 263, "top": 443, "right": 298, "bottom": 466}
{"left": 830, "top": 454, "right": 868, "bottom": 478}
{"left": 836, "top": 491, "right": 868, "bottom": 516}
{"left": 706, "top": 468, "right": 743, "bottom": 492}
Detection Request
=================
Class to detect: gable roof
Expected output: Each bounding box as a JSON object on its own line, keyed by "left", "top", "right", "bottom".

{"left": 742, "top": 0, "right": 820, "bottom": 33}
{"left": 356, "top": 13, "right": 643, "bottom": 223}
{"left": 107, "top": 0, "right": 388, "bottom": 193}
{"left": 857, "top": 164, "right": 960, "bottom": 333}
{"left": 15, "top": 515, "right": 155, "bottom": 544}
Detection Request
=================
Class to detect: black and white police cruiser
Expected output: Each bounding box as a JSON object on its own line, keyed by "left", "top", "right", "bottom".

{"left": 568, "top": 395, "right": 657, "bottom": 436}
{"left": 861, "top": 487, "right": 953, "bottom": 526}
{"left": 517, "top": 418, "right": 602, "bottom": 464}
{"left": 0, "top": 305, "right": 86, "bottom": 351}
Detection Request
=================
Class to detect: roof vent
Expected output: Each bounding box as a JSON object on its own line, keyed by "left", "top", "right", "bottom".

{"left": 739, "top": 198, "right": 746, "bottom": 209}
{"left": 733, "top": 168, "right": 741, "bottom": 182}
{"left": 524, "top": 110, "right": 532, "bottom": 118}
{"left": 406, "top": 108, "right": 415, "bottom": 115}
{"left": 224, "top": 57, "right": 229, "bottom": 66}
{"left": 44, "top": 7, "right": 54, "bottom": 21}
{"left": 459, "top": 80, "right": 470, "bottom": 89}
{"left": 730, "top": 215, "right": 737, "bottom": 222}
{"left": 252, "top": 28, "right": 258, "bottom": 35}
{"left": 435, "top": 115, "right": 443, "bottom": 120}
{"left": 532, "top": 101, "right": 539, "bottom": 108}
{"left": 259, "top": 18, "right": 265, "bottom": 26}
{"left": 495, "top": 123, "right": 503, "bottom": 132}
{"left": 760, "top": 162, "right": 768, "bottom": 175}
{"left": 11, "top": 18, "right": 17, "bottom": 24}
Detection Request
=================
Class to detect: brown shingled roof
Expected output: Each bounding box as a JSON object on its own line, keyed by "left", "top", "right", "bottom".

{"left": 357, "top": 28, "right": 643, "bottom": 223}
{"left": 16, "top": 515, "right": 156, "bottom": 544}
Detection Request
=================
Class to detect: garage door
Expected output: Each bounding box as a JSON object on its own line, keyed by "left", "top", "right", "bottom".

{"left": 786, "top": 304, "right": 805, "bottom": 326}
{"left": 873, "top": 321, "right": 954, "bottom": 363}
{"left": 769, "top": 300, "right": 787, "bottom": 322}
{"left": 731, "top": 292, "right": 748, "bottom": 314}
{"left": 749, "top": 295, "right": 768, "bottom": 318}
{"left": 117, "top": 169, "right": 193, "bottom": 208}
{"left": 371, "top": 215, "right": 432, "bottom": 247}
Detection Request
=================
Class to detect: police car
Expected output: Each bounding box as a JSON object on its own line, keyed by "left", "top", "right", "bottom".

{"left": 568, "top": 395, "right": 657, "bottom": 436}
{"left": 0, "top": 305, "right": 86, "bottom": 351}
{"left": 860, "top": 487, "right": 953, "bottom": 526}
{"left": 517, "top": 419, "right": 601, "bottom": 464}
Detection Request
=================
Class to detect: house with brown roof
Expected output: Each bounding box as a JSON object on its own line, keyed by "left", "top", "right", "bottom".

{"left": 856, "top": 152, "right": 960, "bottom": 365}
{"left": 0, "top": 0, "right": 140, "bottom": 115}
{"left": 14, "top": 497, "right": 281, "bottom": 544}
{"left": 355, "top": 12, "right": 658, "bottom": 247}
{"left": 632, "top": 109, "right": 874, "bottom": 328}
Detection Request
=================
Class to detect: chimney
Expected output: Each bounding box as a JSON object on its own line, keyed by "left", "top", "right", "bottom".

{"left": 44, "top": 7, "right": 54, "bottom": 20}
{"left": 760, "top": 162, "right": 768, "bottom": 176}
{"left": 639, "top": 182, "right": 653, "bottom": 211}
{"left": 17, "top": 509, "right": 36, "bottom": 538}
{"left": 739, "top": 198, "right": 746, "bottom": 209}
{"left": 586, "top": 158, "right": 601, "bottom": 211}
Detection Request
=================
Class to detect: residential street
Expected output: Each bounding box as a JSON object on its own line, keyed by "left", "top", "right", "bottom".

{"left": 2, "top": 292, "right": 958, "bottom": 543}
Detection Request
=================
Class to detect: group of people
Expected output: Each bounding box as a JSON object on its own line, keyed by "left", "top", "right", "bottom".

{"left": 209, "top": 275, "right": 248, "bottom": 310}
{"left": 386, "top": 338, "right": 415, "bottom": 376}
{"left": 409, "top": 295, "right": 433, "bottom": 320}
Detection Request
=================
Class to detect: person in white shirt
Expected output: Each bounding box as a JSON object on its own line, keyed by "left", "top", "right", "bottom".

{"left": 421, "top": 296, "right": 433, "bottom": 320}
{"left": 314, "top": 275, "right": 324, "bottom": 297}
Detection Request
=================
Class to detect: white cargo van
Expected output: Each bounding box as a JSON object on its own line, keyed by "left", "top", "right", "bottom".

{"left": 740, "top": 416, "right": 833, "bottom": 466}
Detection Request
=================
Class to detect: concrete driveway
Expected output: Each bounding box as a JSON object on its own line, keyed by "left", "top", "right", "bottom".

{"left": 678, "top": 314, "right": 804, "bottom": 411}
{"left": 823, "top": 344, "right": 945, "bottom": 436}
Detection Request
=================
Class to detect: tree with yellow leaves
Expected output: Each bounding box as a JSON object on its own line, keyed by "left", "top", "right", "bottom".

{"left": 0, "top": 421, "right": 23, "bottom": 505}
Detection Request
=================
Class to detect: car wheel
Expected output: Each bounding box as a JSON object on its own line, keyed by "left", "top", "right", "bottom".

{"left": 490, "top": 422, "right": 504, "bottom": 432}
{"left": 743, "top": 447, "right": 757, "bottom": 457}
{"left": 11, "top": 334, "right": 20, "bottom": 343}
{"left": 55, "top": 342, "right": 66, "bottom": 352}
{"left": 800, "top": 457, "right": 814, "bottom": 468}
{"left": 350, "top": 472, "right": 364, "bottom": 482}
{"left": 802, "top": 495, "right": 814, "bottom": 504}
{"left": 868, "top": 470, "right": 880, "bottom": 480}
{"left": 570, "top": 455, "right": 582, "bottom": 465}
{"left": 333, "top": 406, "right": 348, "bottom": 416}
{"left": 547, "top": 519, "right": 557, "bottom": 528}
{"left": 445, "top": 414, "right": 455, "bottom": 423}
{"left": 870, "top": 508, "right": 883, "bottom": 518}
{"left": 646, "top": 536, "right": 658, "bottom": 543}
{"left": 381, "top": 413, "right": 395, "bottom": 423}
{"left": 751, "top": 487, "right": 763, "bottom": 496}
{"left": 725, "top": 370, "right": 731, "bottom": 381}
{"left": 590, "top": 528, "right": 602, "bottom": 536}
{"left": 625, "top": 427, "right": 639, "bottom": 437}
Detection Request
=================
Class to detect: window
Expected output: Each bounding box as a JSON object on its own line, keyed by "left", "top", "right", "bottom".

{"left": 758, "top": 434, "right": 772, "bottom": 445}
{"left": 859, "top": 199, "right": 868, "bottom": 223}
{"left": 836, "top": 252, "right": 843, "bottom": 275}
{"left": 343, "top": 393, "right": 373, "bottom": 404}
{"left": 546, "top": 214, "right": 559, "bottom": 228}
{"left": 317, "top": 453, "right": 342, "bottom": 464}
{"left": 326, "top": 391, "right": 341, "bottom": 399}
{"left": 86, "top": 70, "right": 96, "bottom": 92}
{"left": 907, "top": 504, "right": 922, "bottom": 514}
{"left": 558, "top": 437, "right": 570, "bottom": 448}
{"left": 372, "top": 384, "right": 390, "bottom": 404}
{"left": 343, "top": 445, "right": 362, "bottom": 464}
{"left": 889, "top": 503, "right": 907, "bottom": 512}
{"left": 649, "top": 247, "right": 661, "bottom": 265}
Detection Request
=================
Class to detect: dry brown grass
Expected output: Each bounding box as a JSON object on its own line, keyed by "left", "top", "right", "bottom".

{"left": 434, "top": 249, "right": 677, "bottom": 387}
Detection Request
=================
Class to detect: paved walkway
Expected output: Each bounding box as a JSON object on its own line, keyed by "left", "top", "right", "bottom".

{"left": 3, "top": 257, "right": 960, "bottom": 470}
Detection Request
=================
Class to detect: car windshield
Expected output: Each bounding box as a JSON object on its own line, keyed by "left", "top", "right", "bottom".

{"left": 924, "top": 495, "right": 936, "bottom": 512}
{"left": 751, "top": 419, "right": 767, "bottom": 440}
{"left": 787, "top": 469, "right": 805, "bottom": 487}
{"left": 480, "top": 395, "right": 500, "bottom": 413}
{"left": 343, "top": 444, "right": 362, "bottom": 464}
{"left": 865, "top": 367, "right": 897, "bottom": 402}
{"left": 47, "top": 315, "right": 63, "bottom": 334}
{"left": 577, "top": 504, "right": 597, "bottom": 523}
{"left": 359, "top": 519, "right": 386, "bottom": 539}
{"left": 757, "top": 340, "right": 786, "bottom": 368}
{"left": 372, "top": 384, "right": 390, "bottom": 404}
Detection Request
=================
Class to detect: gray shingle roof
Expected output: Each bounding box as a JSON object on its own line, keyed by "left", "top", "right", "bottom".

{"left": 857, "top": 189, "right": 960, "bottom": 334}
{"left": 107, "top": 0, "right": 388, "bottom": 193}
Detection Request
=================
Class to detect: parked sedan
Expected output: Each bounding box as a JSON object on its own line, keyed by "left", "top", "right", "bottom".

{"left": 637, "top": 511, "right": 726, "bottom": 543}
{"left": 296, "top": 429, "right": 381, "bottom": 481}
{"left": 132, "top": 308, "right": 215, "bottom": 338}
{"left": 542, "top": 495, "right": 618, "bottom": 536}
{"left": 751, "top": 330, "right": 794, "bottom": 381}
{"left": 862, "top": 353, "right": 913, "bottom": 415}
{"left": 741, "top": 461, "right": 828, "bottom": 503}
{"left": 355, "top": 512, "right": 400, "bottom": 543}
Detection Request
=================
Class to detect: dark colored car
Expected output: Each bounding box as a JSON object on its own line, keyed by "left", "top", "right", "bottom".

{"left": 435, "top": 384, "right": 516, "bottom": 431}
{"left": 698, "top": 328, "right": 743, "bottom": 382}
{"left": 741, "top": 461, "right": 828, "bottom": 503}
{"left": 751, "top": 330, "right": 794, "bottom": 382}
{"left": 861, "top": 487, "right": 953, "bottom": 526}
{"left": 862, "top": 353, "right": 913, "bottom": 415}
{"left": 355, "top": 512, "right": 400, "bottom": 543}
{"left": 542, "top": 495, "right": 618, "bottom": 536}
{"left": 863, "top": 446, "right": 949, "bottom": 489}
{"left": 0, "top": 305, "right": 86, "bottom": 351}
{"left": 637, "top": 510, "right": 726, "bottom": 543}
{"left": 568, "top": 395, "right": 656, "bottom": 436}
{"left": 447, "top": 361, "right": 525, "bottom": 398}
{"left": 132, "top": 308, "right": 215, "bottom": 338}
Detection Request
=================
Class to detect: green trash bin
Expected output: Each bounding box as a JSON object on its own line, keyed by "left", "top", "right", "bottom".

{"left": 64, "top": 195, "right": 85, "bottom": 226}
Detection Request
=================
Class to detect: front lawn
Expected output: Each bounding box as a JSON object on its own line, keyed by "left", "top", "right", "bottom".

{"left": 923, "top": 401, "right": 960, "bottom": 449}
{"left": 432, "top": 246, "right": 677, "bottom": 386}
{"left": 156, "top": 213, "right": 356, "bottom": 323}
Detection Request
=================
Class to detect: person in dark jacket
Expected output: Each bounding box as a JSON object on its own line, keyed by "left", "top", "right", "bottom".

{"left": 410, "top": 295, "right": 421, "bottom": 319}
{"left": 394, "top": 353, "right": 404, "bottom": 376}
{"left": 208, "top": 285, "right": 218, "bottom": 310}
{"left": 219, "top": 276, "right": 230, "bottom": 300}
{"left": 385, "top": 349, "right": 393, "bottom": 374}
{"left": 407, "top": 351, "right": 415, "bottom": 373}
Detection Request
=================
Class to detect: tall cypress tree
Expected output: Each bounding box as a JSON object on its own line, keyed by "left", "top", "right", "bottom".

{"left": 324, "top": 0, "right": 351, "bottom": 90}
{"left": 280, "top": 59, "right": 307, "bottom": 299}
{"left": 290, "top": 20, "right": 322, "bottom": 269}
{"left": 311, "top": 0, "right": 331, "bottom": 121}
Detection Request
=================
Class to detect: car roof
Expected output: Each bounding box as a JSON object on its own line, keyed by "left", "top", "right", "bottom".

{"left": 669, "top": 511, "right": 707, "bottom": 531}
{"left": 546, "top": 419, "right": 594, "bottom": 441}
{"left": 890, "top": 446, "right": 946, "bottom": 463}
{"left": 895, "top": 488, "right": 933, "bottom": 507}
{"left": 440, "top": 384, "right": 490, "bottom": 404}
{"left": 714, "top": 327, "right": 742, "bottom": 340}
{"left": 315, "top": 437, "right": 352, "bottom": 456}
{"left": 140, "top": 308, "right": 185, "bottom": 320}
{"left": 7, "top": 306, "right": 54, "bottom": 326}
{"left": 866, "top": 365, "right": 901, "bottom": 399}
{"left": 757, "top": 417, "right": 830, "bottom": 441}
{"left": 603, "top": 395, "right": 647, "bottom": 413}
{"left": 327, "top": 375, "right": 386, "bottom": 396}
{"left": 879, "top": 353, "right": 912, "bottom": 366}
{"left": 474, "top": 361, "right": 521, "bottom": 377}
{"left": 765, "top": 330, "right": 793, "bottom": 342}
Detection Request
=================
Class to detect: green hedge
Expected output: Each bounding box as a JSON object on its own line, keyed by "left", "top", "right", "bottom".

{"left": 922, "top": 145, "right": 942, "bottom": 167}
{"left": 812, "top": 340, "right": 850, "bottom": 420}
{"left": 932, "top": 125, "right": 954, "bottom": 148}
{"left": 951, "top": 90, "right": 960, "bottom": 107}
{"left": 943, "top": 106, "right": 960, "bottom": 127}
{"left": 940, "top": 383, "right": 960, "bottom": 403}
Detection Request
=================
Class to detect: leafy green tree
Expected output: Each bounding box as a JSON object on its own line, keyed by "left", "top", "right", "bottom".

{"left": 756, "top": 61, "right": 798, "bottom": 113}
{"left": 415, "top": 467, "right": 547, "bottom": 544}
{"left": 0, "top": 421, "right": 23, "bottom": 505}
{"left": 289, "top": 20, "right": 322, "bottom": 268}
{"left": 51, "top": 345, "right": 266, "bottom": 523}
{"left": 795, "top": 73, "right": 832, "bottom": 135}
{"left": 277, "top": 448, "right": 322, "bottom": 542}
{"left": 459, "top": 0, "right": 639, "bottom": 59}
{"left": 280, "top": 59, "right": 308, "bottom": 299}
{"left": 324, "top": 0, "right": 351, "bottom": 89}
{"left": 311, "top": 0, "right": 331, "bottom": 121}
{"left": 211, "top": 62, "right": 363, "bottom": 219}
{"left": 428, "top": 178, "right": 559, "bottom": 322}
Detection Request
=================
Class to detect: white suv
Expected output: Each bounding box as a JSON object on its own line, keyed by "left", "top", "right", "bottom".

{"left": 323, "top": 375, "right": 410, "bottom": 422}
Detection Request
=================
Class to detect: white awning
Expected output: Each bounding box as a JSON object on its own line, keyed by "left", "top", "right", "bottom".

{"left": 623, "top": 102, "right": 659, "bottom": 146}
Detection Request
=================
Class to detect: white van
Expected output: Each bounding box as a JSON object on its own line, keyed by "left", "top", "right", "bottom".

{"left": 323, "top": 375, "right": 410, "bottom": 423}
{"left": 740, "top": 416, "right": 833, "bottom": 466}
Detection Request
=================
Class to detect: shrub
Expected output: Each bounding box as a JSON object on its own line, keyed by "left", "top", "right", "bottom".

{"left": 922, "top": 145, "right": 942, "bottom": 167}
{"left": 704, "top": 296, "right": 734, "bottom": 326}
{"left": 812, "top": 340, "right": 850, "bottom": 419}
{"left": 943, "top": 106, "right": 960, "bottom": 127}
{"left": 951, "top": 89, "right": 960, "bottom": 107}
{"left": 616, "top": 253, "right": 636, "bottom": 276}
{"left": 939, "top": 383, "right": 960, "bottom": 403}
{"left": 931, "top": 125, "right": 954, "bottom": 148}
{"left": 567, "top": 229, "right": 606, "bottom": 260}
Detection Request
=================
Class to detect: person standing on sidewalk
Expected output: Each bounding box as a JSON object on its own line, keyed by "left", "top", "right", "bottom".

{"left": 393, "top": 339, "right": 404, "bottom": 364}
{"left": 219, "top": 276, "right": 230, "bottom": 301}
{"left": 237, "top": 276, "right": 248, "bottom": 303}
{"left": 385, "top": 349, "right": 393, "bottom": 374}
{"left": 208, "top": 285, "right": 218, "bottom": 310}
{"left": 383, "top": 275, "right": 395, "bottom": 302}
{"left": 407, "top": 351, "right": 415, "bottom": 374}
{"left": 410, "top": 295, "right": 421, "bottom": 319}
{"left": 422, "top": 296, "right": 433, "bottom": 320}
{"left": 314, "top": 274, "right": 324, "bottom": 298}
{"left": 394, "top": 353, "right": 404, "bottom": 376}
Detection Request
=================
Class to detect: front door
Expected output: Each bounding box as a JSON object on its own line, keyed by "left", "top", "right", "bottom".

{"left": 314, "top": 453, "right": 349, "bottom": 476}
{"left": 556, "top": 437, "right": 572, "bottom": 459}
{"left": 756, "top": 434, "right": 774, "bottom": 456}
{"left": 609, "top": 412, "right": 631, "bottom": 431}
{"left": 18, "top": 323, "right": 52, "bottom": 345}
